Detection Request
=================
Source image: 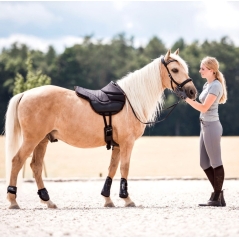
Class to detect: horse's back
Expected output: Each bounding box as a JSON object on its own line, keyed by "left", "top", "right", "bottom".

{"left": 23, "top": 85, "right": 72, "bottom": 98}
{"left": 19, "top": 85, "right": 72, "bottom": 120}
{"left": 17, "top": 85, "right": 110, "bottom": 146}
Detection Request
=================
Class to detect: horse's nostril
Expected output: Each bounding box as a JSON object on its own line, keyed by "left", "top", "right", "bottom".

{"left": 190, "top": 90, "right": 194, "bottom": 95}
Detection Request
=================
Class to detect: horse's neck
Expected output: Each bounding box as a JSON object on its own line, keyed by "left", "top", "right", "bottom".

{"left": 117, "top": 58, "right": 164, "bottom": 122}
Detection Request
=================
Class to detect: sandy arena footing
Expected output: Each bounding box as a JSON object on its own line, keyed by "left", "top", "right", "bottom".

{"left": 0, "top": 179, "right": 239, "bottom": 237}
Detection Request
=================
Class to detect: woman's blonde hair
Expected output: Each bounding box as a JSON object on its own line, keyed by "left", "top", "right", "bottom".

{"left": 201, "top": 56, "right": 227, "bottom": 104}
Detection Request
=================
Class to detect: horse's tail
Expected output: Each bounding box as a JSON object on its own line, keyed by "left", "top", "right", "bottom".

{"left": 5, "top": 92, "right": 24, "bottom": 187}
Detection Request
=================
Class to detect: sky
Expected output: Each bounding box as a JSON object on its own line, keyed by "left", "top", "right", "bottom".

{"left": 0, "top": 1, "right": 239, "bottom": 53}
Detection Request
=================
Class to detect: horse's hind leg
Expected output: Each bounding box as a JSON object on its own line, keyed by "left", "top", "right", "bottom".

{"left": 30, "top": 137, "right": 57, "bottom": 209}
{"left": 101, "top": 146, "right": 120, "bottom": 207}
{"left": 119, "top": 142, "right": 136, "bottom": 207}
{"left": 7, "top": 142, "right": 36, "bottom": 209}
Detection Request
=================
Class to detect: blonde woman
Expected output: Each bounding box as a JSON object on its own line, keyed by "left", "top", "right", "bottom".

{"left": 175, "top": 56, "right": 227, "bottom": 207}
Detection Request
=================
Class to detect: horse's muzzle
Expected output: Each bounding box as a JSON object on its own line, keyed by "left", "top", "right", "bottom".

{"left": 185, "top": 86, "right": 197, "bottom": 100}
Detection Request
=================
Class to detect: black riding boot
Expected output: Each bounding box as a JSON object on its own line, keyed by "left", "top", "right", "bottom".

{"left": 199, "top": 190, "right": 226, "bottom": 207}
{"left": 204, "top": 166, "right": 214, "bottom": 189}
{"left": 220, "top": 190, "right": 226, "bottom": 207}
{"left": 199, "top": 165, "right": 225, "bottom": 207}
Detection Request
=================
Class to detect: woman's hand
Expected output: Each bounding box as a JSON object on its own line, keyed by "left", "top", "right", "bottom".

{"left": 176, "top": 88, "right": 217, "bottom": 113}
{"left": 174, "top": 87, "right": 188, "bottom": 100}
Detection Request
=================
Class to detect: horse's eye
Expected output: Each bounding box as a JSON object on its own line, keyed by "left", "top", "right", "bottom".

{"left": 171, "top": 68, "right": 178, "bottom": 73}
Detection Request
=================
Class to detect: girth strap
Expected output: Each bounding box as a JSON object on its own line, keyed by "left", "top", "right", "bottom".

{"left": 103, "top": 113, "right": 119, "bottom": 150}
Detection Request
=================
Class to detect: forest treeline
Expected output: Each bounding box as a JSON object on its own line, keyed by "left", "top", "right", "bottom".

{"left": 1, "top": 33, "right": 239, "bottom": 136}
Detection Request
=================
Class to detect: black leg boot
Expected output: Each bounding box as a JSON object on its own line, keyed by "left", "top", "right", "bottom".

{"left": 206, "top": 190, "right": 226, "bottom": 206}
{"left": 199, "top": 166, "right": 215, "bottom": 206}
{"left": 204, "top": 166, "right": 214, "bottom": 189}
{"left": 199, "top": 192, "right": 222, "bottom": 207}
{"left": 212, "top": 165, "right": 225, "bottom": 206}
{"left": 220, "top": 190, "right": 226, "bottom": 207}
{"left": 206, "top": 191, "right": 222, "bottom": 206}
{"left": 202, "top": 191, "right": 226, "bottom": 205}
{"left": 199, "top": 165, "right": 225, "bottom": 207}
{"left": 214, "top": 165, "right": 226, "bottom": 207}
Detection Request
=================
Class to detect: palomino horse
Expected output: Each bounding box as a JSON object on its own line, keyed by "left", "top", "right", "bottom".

{"left": 5, "top": 49, "right": 197, "bottom": 209}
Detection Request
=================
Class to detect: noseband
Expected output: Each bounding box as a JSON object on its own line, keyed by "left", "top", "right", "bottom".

{"left": 161, "top": 57, "right": 192, "bottom": 91}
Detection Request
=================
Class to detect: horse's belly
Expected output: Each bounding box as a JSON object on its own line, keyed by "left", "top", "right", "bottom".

{"left": 54, "top": 100, "right": 108, "bottom": 148}
{"left": 55, "top": 116, "right": 106, "bottom": 149}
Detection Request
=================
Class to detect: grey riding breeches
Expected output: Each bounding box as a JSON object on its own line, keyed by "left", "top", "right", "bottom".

{"left": 199, "top": 120, "right": 223, "bottom": 170}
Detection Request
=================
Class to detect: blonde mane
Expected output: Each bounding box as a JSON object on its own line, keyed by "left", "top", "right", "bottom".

{"left": 117, "top": 57, "right": 164, "bottom": 123}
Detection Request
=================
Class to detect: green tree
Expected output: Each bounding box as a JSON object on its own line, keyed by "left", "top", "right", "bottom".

{"left": 144, "top": 36, "right": 167, "bottom": 59}
{"left": 13, "top": 52, "right": 51, "bottom": 95}
{"left": 171, "top": 38, "right": 187, "bottom": 52}
{"left": 1, "top": 35, "right": 239, "bottom": 136}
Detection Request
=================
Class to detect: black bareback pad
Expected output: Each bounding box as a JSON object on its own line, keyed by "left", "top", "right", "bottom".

{"left": 75, "top": 81, "right": 125, "bottom": 115}
{"left": 74, "top": 81, "right": 126, "bottom": 150}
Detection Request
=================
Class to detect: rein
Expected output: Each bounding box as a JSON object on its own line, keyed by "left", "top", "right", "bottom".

{"left": 126, "top": 96, "right": 180, "bottom": 125}
{"left": 126, "top": 56, "right": 192, "bottom": 125}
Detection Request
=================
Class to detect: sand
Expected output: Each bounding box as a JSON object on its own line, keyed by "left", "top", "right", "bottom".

{"left": 0, "top": 179, "right": 239, "bottom": 237}
{"left": 0, "top": 136, "right": 238, "bottom": 179}
{"left": 1, "top": 136, "right": 239, "bottom": 237}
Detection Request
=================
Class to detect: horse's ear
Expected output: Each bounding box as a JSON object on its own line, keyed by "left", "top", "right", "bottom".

{"left": 164, "top": 49, "right": 171, "bottom": 61}
{"left": 174, "top": 48, "right": 179, "bottom": 55}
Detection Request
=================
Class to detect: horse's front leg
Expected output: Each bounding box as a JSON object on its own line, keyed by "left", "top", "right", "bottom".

{"left": 30, "top": 137, "right": 57, "bottom": 209}
{"left": 119, "top": 141, "right": 135, "bottom": 207}
{"left": 101, "top": 146, "right": 120, "bottom": 207}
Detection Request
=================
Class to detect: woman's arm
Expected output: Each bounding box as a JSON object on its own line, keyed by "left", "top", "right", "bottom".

{"left": 185, "top": 94, "right": 217, "bottom": 113}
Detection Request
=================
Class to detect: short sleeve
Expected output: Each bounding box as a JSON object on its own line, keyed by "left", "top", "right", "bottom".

{"left": 208, "top": 81, "right": 221, "bottom": 96}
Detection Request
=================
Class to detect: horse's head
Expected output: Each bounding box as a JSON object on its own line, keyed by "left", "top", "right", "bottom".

{"left": 161, "top": 49, "right": 197, "bottom": 100}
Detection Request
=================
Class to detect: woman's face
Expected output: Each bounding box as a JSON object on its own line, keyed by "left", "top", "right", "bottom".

{"left": 199, "top": 63, "right": 213, "bottom": 79}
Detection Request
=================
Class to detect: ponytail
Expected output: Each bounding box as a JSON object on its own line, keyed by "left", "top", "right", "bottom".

{"left": 216, "top": 70, "right": 227, "bottom": 104}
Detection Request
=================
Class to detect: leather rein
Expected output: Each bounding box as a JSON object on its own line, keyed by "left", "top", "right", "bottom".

{"left": 126, "top": 56, "right": 193, "bottom": 125}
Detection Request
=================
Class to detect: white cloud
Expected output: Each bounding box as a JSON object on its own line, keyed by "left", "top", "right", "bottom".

{"left": 1, "top": 1, "right": 239, "bottom": 54}
{"left": 126, "top": 22, "right": 134, "bottom": 29}
{"left": 112, "top": 1, "right": 130, "bottom": 11}
{"left": 0, "top": 34, "right": 114, "bottom": 53}
{"left": 133, "top": 37, "right": 149, "bottom": 48}
{"left": 0, "top": 2, "right": 61, "bottom": 27}
{"left": 196, "top": 1, "right": 239, "bottom": 30}
{"left": 0, "top": 34, "right": 85, "bottom": 53}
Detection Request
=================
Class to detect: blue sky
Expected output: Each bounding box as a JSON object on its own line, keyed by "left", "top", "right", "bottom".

{"left": 0, "top": 1, "right": 239, "bottom": 53}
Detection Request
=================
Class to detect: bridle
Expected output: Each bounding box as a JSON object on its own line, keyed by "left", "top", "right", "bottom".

{"left": 161, "top": 57, "right": 192, "bottom": 91}
{"left": 126, "top": 56, "right": 194, "bottom": 125}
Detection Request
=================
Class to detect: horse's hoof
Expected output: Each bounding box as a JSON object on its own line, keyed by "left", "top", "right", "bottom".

{"left": 125, "top": 202, "right": 136, "bottom": 207}
{"left": 48, "top": 203, "right": 57, "bottom": 209}
{"left": 41, "top": 199, "right": 57, "bottom": 209}
{"left": 102, "top": 195, "right": 115, "bottom": 207}
{"left": 104, "top": 202, "right": 115, "bottom": 207}
{"left": 9, "top": 204, "right": 20, "bottom": 209}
